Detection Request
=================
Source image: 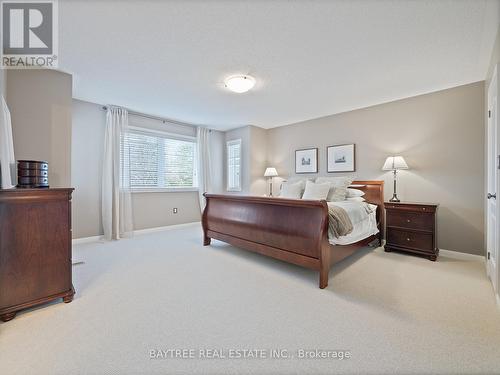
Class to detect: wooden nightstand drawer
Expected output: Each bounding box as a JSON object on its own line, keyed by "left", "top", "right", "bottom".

{"left": 385, "top": 203, "right": 436, "bottom": 213}
{"left": 386, "top": 210, "right": 434, "bottom": 231}
{"left": 387, "top": 228, "right": 434, "bottom": 251}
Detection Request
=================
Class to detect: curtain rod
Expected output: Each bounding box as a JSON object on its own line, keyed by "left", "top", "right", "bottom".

{"left": 101, "top": 105, "right": 202, "bottom": 130}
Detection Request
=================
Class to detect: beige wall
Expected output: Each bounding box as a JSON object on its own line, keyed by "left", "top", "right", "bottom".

{"left": 249, "top": 125, "right": 268, "bottom": 195}
{"left": 6, "top": 70, "right": 72, "bottom": 187}
{"left": 267, "top": 82, "right": 485, "bottom": 255}
{"left": 71, "top": 99, "right": 224, "bottom": 238}
{"left": 71, "top": 100, "right": 104, "bottom": 238}
{"left": 131, "top": 191, "right": 200, "bottom": 231}
{"left": 210, "top": 129, "right": 225, "bottom": 194}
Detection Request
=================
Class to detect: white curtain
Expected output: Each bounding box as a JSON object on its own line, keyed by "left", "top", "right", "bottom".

{"left": 102, "top": 106, "right": 133, "bottom": 240}
{"left": 0, "top": 95, "right": 15, "bottom": 189}
{"left": 197, "top": 127, "right": 212, "bottom": 212}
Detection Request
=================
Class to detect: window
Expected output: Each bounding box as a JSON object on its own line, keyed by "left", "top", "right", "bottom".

{"left": 227, "top": 139, "right": 241, "bottom": 191}
{"left": 122, "top": 128, "right": 197, "bottom": 191}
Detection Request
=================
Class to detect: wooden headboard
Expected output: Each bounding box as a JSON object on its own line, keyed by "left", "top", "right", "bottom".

{"left": 350, "top": 180, "right": 385, "bottom": 235}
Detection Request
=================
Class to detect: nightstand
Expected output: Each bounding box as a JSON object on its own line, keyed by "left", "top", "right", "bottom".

{"left": 384, "top": 202, "right": 439, "bottom": 261}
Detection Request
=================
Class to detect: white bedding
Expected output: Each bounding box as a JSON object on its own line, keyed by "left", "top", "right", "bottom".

{"left": 327, "top": 201, "right": 379, "bottom": 245}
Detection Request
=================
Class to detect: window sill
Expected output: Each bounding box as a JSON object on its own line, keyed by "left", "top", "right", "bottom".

{"left": 131, "top": 188, "right": 199, "bottom": 193}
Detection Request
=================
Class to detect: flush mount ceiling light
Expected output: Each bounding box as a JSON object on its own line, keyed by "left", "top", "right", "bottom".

{"left": 224, "top": 75, "right": 256, "bottom": 93}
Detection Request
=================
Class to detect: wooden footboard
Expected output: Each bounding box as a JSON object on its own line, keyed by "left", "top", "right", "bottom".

{"left": 202, "top": 181, "right": 384, "bottom": 289}
{"left": 202, "top": 194, "right": 331, "bottom": 286}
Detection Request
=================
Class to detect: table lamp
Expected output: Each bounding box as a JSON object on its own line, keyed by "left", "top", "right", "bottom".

{"left": 264, "top": 167, "right": 278, "bottom": 196}
{"left": 382, "top": 156, "right": 409, "bottom": 202}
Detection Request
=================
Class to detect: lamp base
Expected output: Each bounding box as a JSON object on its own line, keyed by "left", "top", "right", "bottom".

{"left": 389, "top": 195, "right": 400, "bottom": 203}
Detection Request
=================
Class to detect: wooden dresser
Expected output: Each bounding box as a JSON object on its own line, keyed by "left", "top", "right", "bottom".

{"left": 0, "top": 188, "right": 75, "bottom": 322}
{"left": 384, "top": 202, "right": 439, "bottom": 261}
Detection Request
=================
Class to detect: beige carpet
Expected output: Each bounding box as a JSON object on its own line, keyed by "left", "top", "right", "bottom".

{"left": 1, "top": 223, "right": 499, "bottom": 375}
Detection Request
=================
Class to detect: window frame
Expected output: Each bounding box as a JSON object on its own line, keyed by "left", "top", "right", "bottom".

{"left": 226, "top": 138, "right": 242, "bottom": 192}
{"left": 124, "top": 125, "right": 198, "bottom": 193}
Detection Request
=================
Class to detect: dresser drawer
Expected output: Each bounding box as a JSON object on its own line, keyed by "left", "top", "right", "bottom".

{"left": 387, "top": 228, "right": 434, "bottom": 251}
{"left": 386, "top": 210, "right": 434, "bottom": 231}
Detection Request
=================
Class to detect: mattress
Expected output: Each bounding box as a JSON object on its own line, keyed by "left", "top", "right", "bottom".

{"left": 327, "top": 201, "right": 379, "bottom": 245}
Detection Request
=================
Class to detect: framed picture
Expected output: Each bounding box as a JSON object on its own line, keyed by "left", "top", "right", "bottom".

{"left": 295, "top": 148, "right": 318, "bottom": 174}
{"left": 327, "top": 144, "right": 355, "bottom": 173}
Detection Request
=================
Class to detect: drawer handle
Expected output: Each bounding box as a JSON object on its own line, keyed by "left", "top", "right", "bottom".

{"left": 422, "top": 208, "right": 426, "bottom": 211}
{"left": 407, "top": 219, "right": 411, "bottom": 223}
{"left": 406, "top": 238, "right": 411, "bottom": 241}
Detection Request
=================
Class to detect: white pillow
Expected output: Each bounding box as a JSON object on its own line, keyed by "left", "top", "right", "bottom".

{"left": 281, "top": 178, "right": 306, "bottom": 192}
{"left": 286, "top": 177, "right": 313, "bottom": 185}
{"left": 347, "top": 196, "right": 366, "bottom": 202}
{"left": 302, "top": 181, "right": 331, "bottom": 200}
{"left": 280, "top": 181, "right": 303, "bottom": 199}
{"left": 346, "top": 188, "right": 365, "bottom": 198}
{"left": 315, "top": 176, "right": 354, "bottom": 201}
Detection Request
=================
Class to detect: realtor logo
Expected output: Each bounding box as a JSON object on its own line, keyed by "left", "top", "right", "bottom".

{"left": 1, "top": 0, "right": 58, "bottom": 68}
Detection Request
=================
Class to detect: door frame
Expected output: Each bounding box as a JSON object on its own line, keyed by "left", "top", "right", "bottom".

{"left": 486, "top": 63, "right": 500, "bottom": 305}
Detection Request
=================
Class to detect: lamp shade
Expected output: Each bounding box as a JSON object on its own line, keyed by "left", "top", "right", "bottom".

{"left": 264, "top": 167, "right": 278, "bottom": 177}
{"left": 382, "top": 156, "right": 409, "bottom": 171}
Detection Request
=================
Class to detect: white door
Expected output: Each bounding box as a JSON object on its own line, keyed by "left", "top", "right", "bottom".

{"left": 487, "top": 65, "right": 499, "bottom": 295}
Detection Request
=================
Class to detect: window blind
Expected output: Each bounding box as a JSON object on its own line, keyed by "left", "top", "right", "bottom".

{"left": 122, "top": 129, "right": 197, "bottom": 189}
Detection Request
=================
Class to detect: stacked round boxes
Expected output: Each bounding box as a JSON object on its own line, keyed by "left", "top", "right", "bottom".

{"left": 17, "top": 160, "right": 49, "bottom": 188}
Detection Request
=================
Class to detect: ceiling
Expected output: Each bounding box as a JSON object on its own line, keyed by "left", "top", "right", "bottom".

{"left": 60, "top": 0, "right": 500, "bottom": 130}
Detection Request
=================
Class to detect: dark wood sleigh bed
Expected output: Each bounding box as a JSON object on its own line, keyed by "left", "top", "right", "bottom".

{"left": 202, "top": 180, "right": 384, "bottom": 288}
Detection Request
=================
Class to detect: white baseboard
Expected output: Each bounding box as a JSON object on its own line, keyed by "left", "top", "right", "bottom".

{"left": 72, "top": 235, "right": 103, "bottom": 245}
{"left": 379, "top": 242, "right": 483, "bottom": 260}
{"left": 133, "top": 221, "right": 200, "bottom": 236}
{"left": 439, "top": 249, "right": 485, "bottom": 261}
{"left": 72, "top": 221, "right": 200, "bottom": 245}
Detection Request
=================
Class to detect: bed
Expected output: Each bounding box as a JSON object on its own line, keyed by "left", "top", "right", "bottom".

{"left": 202, "top": 180, "right": 384, "bottom": 288}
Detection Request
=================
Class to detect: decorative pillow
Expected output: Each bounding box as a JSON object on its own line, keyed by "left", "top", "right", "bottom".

{"left": 347, "top": 196, "right": 366, "bottom": 202}
{"left": 315, "top": 176, "right": 354, "bottom": 201}
{"left": 280, "top": 181, "right": 304, "bottom": 199}
{"left": 286, "top": 177, "right": 313, "bottom": 190}
{"left": 301, "top": 181, "right": 331, "bottom": 200}
{"left": 346, "top": 188, "right": 365, "bottom": 198}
